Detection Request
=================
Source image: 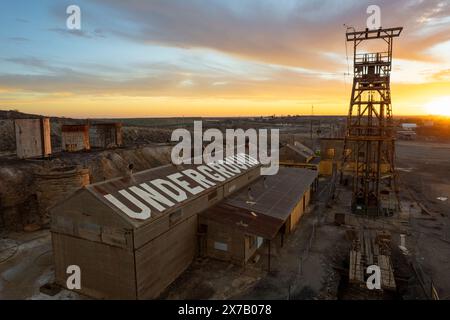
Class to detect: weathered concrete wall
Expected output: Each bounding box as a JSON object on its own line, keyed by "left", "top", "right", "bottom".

{"left": 0, "top": 120, "right": 15, "bottom": 152}
{"left": 200, "top": 217, "right": 250, "bottom": 265}
{"left": 15, "top": 119, "right": 52, "bottom": 159}
{"left": 0, "top": 165, "right": 39, "bottom": 230}
{"left": 90, "top": 124, "right": 122, "bottom": 149}
{"left": 62, "top": 131, "right": 90, "bottom": 152}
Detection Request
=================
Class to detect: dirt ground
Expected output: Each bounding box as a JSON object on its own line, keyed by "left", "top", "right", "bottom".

{"left": 163, "top": 140, "right": 450, "bottom": 300}
{"left": 0, "top": 179, "right": 345, "bottom": 300}
{"left": 1, "top": 140, "right": 450, "bottom": 300}
{"left": 396, "top": 140, "right": 450, "bottom": 299}
{"left": 162, "top": 179, "right": 347, "bottom": 300}
{"left": 0, "top": 230, "right": 82, "bottom": 300}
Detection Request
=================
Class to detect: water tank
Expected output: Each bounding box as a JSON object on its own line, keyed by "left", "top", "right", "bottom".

{"left": 34, "top": 166, "right": 90, "bottom": 224}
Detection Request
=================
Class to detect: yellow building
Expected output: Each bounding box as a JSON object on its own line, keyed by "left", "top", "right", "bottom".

{"left": 319, "top": 138, "right": 391, "bottom": 176}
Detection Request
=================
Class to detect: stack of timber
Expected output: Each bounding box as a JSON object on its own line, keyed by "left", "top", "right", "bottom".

{"left": 378, "top": 255, "right": 396, "bottom": 289}
{"left": 349, "top": 250, "right": 363, "bottom": 283}
{"left": 348, "top": 229, "right": 396, "bottom": 290}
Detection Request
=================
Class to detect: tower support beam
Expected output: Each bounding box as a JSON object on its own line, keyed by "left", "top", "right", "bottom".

{"left": 340, "top": 27, "right": 402, "bottom": 216}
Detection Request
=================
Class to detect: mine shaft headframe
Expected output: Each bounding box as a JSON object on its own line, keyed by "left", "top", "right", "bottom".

{"left": 346, "top": 27, "right": 403, "bottom": 43}
{"left": 346, "top": 27, "right": 403, "bottom": 74}
{"left": 340, "top": 26, "right": 403, "bottom": 217}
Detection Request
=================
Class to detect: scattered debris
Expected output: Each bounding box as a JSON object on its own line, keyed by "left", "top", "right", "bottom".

{"left": 23, "top": 224, "right": 42, "bottom": 233}
{"left": 398, "top": 246, "right": 410, "bottom": 256}
{"left": 348, "top": 229, "right": 396, "bottom": 291}
{"left": 39, "top": 283, "right": 62, "bottom": 297}
{"left": 334, "top": 213, "right": 346, "bottom": 226}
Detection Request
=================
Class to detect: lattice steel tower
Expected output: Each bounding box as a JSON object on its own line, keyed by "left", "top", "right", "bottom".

{"left": 341, "top": 27, "right": 402, "bottom": 216}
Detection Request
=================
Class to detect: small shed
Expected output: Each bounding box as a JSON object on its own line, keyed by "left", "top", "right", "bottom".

{"left": 14, "top": 118, "right": 52, "bottom": 159}
{"left": 90, "top": 123, "right": 123, "bottom": 149}
{"left": 397, "top": 130, "right": 417, "bottom": 140}
{"left": 61, "top": 125, "right": 90, "bottom": 152}
{"left": 279, "top": 142, "right": 315, "bottom": 164}
{"left": 50, "top": 154, "right": 260, "bottom": 299}
{"left": 199, "top": 167, "right": 318, "bottom": 265}
{"left": 401, "top": 123, "right": 417, "bottom": 130}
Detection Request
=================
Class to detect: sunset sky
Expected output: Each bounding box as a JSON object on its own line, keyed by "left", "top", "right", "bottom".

{"left": 0, "top": 0, "right": 449, "bottom": 118}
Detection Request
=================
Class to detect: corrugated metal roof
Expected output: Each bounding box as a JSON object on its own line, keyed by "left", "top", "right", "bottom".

{"left": 87, "top": 163, "right": 180, "bottom": 197}
{"left": 286, "top": 143, "right": 314, "bottom": 159}
{"left": 200, "top": 203, "right": 284, "bottom": 239}
{"left": 61, "top": 125, "right": 89, "bottom": 132}
{"left": 293, "top": 142, "right": 315, "bottom": 155}
{"left": 225, "top": 167, "right": 317, "bottom": 221}
{"left": 82, "top": 156, "right": 261, "bottom": 226}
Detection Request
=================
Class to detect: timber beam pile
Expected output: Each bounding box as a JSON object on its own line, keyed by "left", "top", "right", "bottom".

{"left": 349, "top": 229, "right": 396, "bottom": 291}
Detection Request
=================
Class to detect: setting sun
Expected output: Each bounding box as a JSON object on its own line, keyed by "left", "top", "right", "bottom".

{"left": 426, "top": 97, "right": 450, "bottom": 116}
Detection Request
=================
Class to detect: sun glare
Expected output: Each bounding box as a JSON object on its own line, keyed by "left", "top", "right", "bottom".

{"left": 426, "top": 96, "right": 450, "bottom": 116}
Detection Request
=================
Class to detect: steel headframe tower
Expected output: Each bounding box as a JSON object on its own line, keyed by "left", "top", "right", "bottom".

{"left": 341, "top": 27, "right": 403, "bottom": 216}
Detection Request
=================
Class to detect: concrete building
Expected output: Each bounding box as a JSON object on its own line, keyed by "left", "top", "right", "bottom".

{"left": 90, "top": 123, "right": 123, "bottom": 149}
{"left": 61, "top": 125, "right": 90, "bottom": 152}
{"left": 50, "top": 154, "right": 260, "bottom": 299}
{"left": 401, "top": 123, "right": 418, "bottom": 130}
{"left": 397, "top": 123, "right": 417, "bottom": 140}
{"left": 397, "top": 130, "right": 417, "bottom": 140}
{"left": 14, "top": 118, "right": 52, "bottom": 159}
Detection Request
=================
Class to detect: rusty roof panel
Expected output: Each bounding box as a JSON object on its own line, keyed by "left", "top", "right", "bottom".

{"left": 61, "top": 125, "right": 89, "bottom": 132}
{"left": 286, "top": 143, "right": 314, "bottom": 159}
{"left": 201, "top": 203, "right": 284, "bottom": 239}
{"left": 82, "top": 158, "right": 261, "bottom": 227}
{"left": 225, "top": 167, "right": 317, "bottom": 221}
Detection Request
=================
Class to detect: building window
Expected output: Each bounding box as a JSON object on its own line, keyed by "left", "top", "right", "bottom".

{"left": 214, "top": 241, "right": 228, "bottom": 252}
{"left": 327, "top": 148, "right": 336, "bottom": 158}
{"left": 257, "top": 237, "right": 264, "bottom": 248}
